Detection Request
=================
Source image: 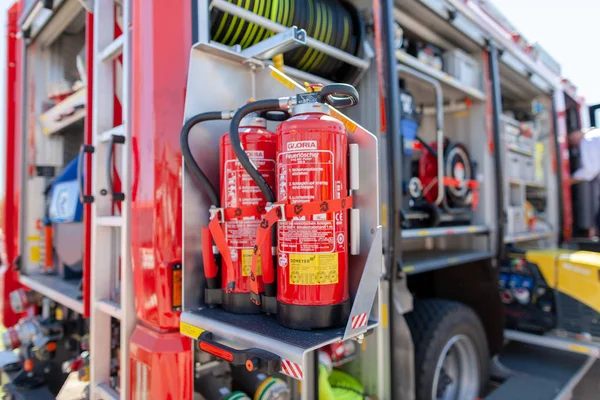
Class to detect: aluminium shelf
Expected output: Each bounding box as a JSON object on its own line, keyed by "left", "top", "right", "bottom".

{"left": 507, "top": 144, "right": 533, "bottom": 157}
{"left": 402, "top": 224, "right": 489, "bottom": 239}
{"left": 39, "top": 87, "right": 86, "bottom": 136}
{"left": 508, "top": 178, "right": 546, "bottom": 189}
{"left": 401, "top": 250, "right": 493, "bottom": 275}
{"left": 180, "top": 308, "right": 377, "bottom": 380}
{"left": 396, "top": 50, "right": 486, "bottom": 102}
{"left": 19, "top": 272, "right": 83, "bottom": 314}
{"left": 504, "top": 231, "right": 553, "bottom": 244}
{"left": 504, "top": 329, "right": 600, "bottom": 358}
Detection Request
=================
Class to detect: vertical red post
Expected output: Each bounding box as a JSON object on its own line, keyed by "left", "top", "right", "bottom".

{"left": 128, "top": 1, "right": 193, "bottom": 399}
{"left": 81, "top": 11, "right": 94, "bottom": 318}
{"left": 0, "top": 3, "right": 26, "bottom": 328}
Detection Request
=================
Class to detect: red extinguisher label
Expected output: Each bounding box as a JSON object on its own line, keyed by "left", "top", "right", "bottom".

{"left": 224, "top": 151, "right": 274, "bottom": 277}
{"left": 277, "top": 147, "right": 345, "bottom": 285}
{"left": 277, "top": 148, "right": 337, "bottom": 253}
{"left": 276, "top": 114, "right": 349, "bottom": 305}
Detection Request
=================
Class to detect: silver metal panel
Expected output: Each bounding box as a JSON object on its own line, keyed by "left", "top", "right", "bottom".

{"left": 342, "top": 227, "right": 382, "bottom": 340}
{"left": 392, "top": 279, "right": 415, "bottom": 400}
{"left": 349, "top": 143, "right": 360, "bottom": 191}
{"left": 402, "top": 250, "right": 493, "bottom": 275}
{"left": 504, "top": 329, "right": 600, "bottom": 358}
{"left": 350, "top": 209, "right": 360, "bottom": 256}
{"left": 182, "top": 48, "right": 303, "bottom": 309}
{"left": 402, "top": 224, "right": 489, "bottom": 239}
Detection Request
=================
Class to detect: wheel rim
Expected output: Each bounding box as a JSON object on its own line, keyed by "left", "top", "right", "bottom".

{"left": 432, "top": 334, "right": 480, "bottom": 400}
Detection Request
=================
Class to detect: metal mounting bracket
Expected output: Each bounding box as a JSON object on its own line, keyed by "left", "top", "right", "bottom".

{"left": 239, "top": 27, "right": 306, "bottom": 61}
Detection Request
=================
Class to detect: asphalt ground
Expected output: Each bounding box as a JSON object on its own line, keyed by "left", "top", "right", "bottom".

{"left": 573, "top": 360, "right": 600, "bottom": 399}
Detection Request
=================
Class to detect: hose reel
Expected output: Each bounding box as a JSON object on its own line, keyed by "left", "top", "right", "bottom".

{"left": 210, "top": 0, "right": 364, "bottom": 82}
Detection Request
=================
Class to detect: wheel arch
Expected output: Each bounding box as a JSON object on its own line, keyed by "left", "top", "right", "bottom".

{"left": 407, "top": 259, "right": 505, "bottom": 356}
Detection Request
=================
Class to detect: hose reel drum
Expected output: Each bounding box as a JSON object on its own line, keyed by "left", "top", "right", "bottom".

{"left": 210, "top": 0, "right": 365, "bottom": 82}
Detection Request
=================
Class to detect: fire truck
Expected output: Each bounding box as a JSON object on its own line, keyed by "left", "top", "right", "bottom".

{"left": 1, "top": 0, "right": 599, "bottom": 399}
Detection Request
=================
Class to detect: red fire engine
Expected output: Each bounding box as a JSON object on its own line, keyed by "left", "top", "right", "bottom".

{"left": 1, "top": 0, "right": 599, "bottom": 400}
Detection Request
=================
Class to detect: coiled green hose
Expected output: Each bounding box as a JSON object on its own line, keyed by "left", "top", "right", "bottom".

{"left": 210, "top": 0, "right": 364, "bottom": 82}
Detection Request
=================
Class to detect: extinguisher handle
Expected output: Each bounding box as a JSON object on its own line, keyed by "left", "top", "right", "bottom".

{"left": 319, "top": 84, "right": 359, "bottom": 109}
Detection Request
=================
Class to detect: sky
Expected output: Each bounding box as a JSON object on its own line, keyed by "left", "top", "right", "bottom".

{"left": 0, "top": 0, "right": 597, "bottom": 196}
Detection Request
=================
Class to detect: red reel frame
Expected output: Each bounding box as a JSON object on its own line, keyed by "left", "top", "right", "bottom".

{"left": 418, "top": 140, "right": 479, "bottom": 210}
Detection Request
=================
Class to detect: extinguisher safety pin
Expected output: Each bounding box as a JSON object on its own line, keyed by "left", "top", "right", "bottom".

{"left": 209, "top": 206, "right": 225, "bottom": 223}
{"left": 267, "top": 203, "right": 286, "bottom": 221}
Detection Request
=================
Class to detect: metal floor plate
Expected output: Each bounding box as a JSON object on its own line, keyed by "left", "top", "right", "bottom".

{"left": 486, "top": 374, "right": 562, "bottom": 400}
{"left": 183, "top": 307, "right": 375, "bottom": 347}
{"left": 181, "top": 308, "right": 376, "bottom": 368}
{"left": 490, "top": 341, "right": 593, "bottom": 399}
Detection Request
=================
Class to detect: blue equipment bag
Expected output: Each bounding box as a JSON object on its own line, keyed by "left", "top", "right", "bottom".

{"left": 48, "top": 157, "right": 83, "bottom": 223}
{"left": 399, "top": 88, "right": 420, "bottom": 156}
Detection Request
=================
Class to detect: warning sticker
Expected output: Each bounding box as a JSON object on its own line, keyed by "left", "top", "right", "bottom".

{"left": 241, "top": 249, "right": 262, "bottom": 277}
{"left": 279, "top": 220, "right": 335, "bottom": 253}
{"left": 289, "top": 253, "right": 338, "bottom": 285}
{"left": 278, "top": 148, "right": 336, "bottom": 253}
{"left": 30, "top": 246, "right": 40, "bottom": 263}
{"left": 224, "top": 154, "right": 274, "bottom": 252}
{"left": 224, "top": 158, "right": 275, "bottom": 208}
{"left": 226, "top": 219, "right": 260, "bottom": 249}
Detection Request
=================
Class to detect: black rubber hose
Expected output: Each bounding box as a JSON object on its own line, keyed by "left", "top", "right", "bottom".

{"left": 180, "top": 111, "right": 223, "bottom": 207}
{"left": 229, "top": 100, "right": 282, "bottom": 203}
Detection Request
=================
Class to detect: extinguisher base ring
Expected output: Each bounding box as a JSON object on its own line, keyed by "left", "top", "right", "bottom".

{"left": 276, "top": 300, "right": 351, "bottom": 331}
{"left": 222, "top": 292, "right": 262, "bottom": 315}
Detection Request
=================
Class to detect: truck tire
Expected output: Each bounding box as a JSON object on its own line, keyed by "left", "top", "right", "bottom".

{"left": 405, "top": 299, "right": 489, "bottom": 400}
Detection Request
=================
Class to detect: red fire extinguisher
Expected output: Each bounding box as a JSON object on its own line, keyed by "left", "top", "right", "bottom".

{"left": 181, "top": 110, "right": 281, "bottom": 314}
{"left": 228, "top": 84, "right": 359, "bottom": 330}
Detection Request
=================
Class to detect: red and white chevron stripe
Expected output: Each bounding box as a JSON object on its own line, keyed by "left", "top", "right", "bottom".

{"left": 280, "top": 359, "right": 303, "bottom": 380}
{"left": 351, "top": 312, "right": 368, "bottom": 329}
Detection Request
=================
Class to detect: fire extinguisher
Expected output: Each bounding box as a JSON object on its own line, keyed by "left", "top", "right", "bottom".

{"left": 181, "top": 109, "right": 284, "bottom": 314}
{"left": 228, "top": 84, "right": 359, "bottom": 330}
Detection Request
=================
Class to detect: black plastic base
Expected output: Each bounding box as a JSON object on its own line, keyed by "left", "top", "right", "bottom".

{"left": 261, "top": 295, "right": 278, "bottom": 315}
{"left": 277, "top": 300, "right": 350, "bottom": 330}
{"left": 223, "top": 292, "right": 261, "bottom": 315}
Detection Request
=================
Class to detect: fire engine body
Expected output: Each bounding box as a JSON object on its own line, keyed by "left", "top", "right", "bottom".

{"left": 1, "top": 0, "right": 600, "bottom": 400}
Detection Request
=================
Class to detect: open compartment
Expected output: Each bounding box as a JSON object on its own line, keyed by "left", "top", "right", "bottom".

{"left": 180, "top": 0, "right": 381, "bottom": 389}
{"left": 498, "top": 59, "right": 557, "bottom": 247}
{"left": 18, "top": 0, "right": 90, "bottom": 314}
{"left": 391, "top": 1, "right": 494, "bottom": 273}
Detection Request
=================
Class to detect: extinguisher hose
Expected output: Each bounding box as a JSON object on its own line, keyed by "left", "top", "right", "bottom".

{"left": 229, "top": 100, "right": 282, "bottom": 203}
{"left": 180, "top": 111, "right": 224, "bottom": 206}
